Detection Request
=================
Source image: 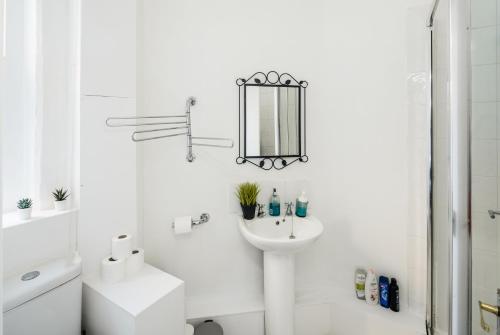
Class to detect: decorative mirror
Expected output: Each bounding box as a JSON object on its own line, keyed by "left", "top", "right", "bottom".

{"left": 236, "top": 71, "right": 308, "bottom": 170}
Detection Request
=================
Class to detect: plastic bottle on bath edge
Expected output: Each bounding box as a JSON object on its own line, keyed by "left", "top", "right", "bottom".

{"left": 354, "top": 268, "right": 367, "bottom": 300}
{"left": 365, "top": 269, "right": 379, "bottom": 305}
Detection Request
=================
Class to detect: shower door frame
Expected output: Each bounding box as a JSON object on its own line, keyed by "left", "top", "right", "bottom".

{"left": 427, "top": 0, "right": 472, "bottom": 334}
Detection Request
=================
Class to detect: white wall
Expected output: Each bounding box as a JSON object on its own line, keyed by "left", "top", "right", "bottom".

{"left": 79, "top": 0, "right": 137, "bottom": 275}
{"left": 138, "top": 0, "right": 423, "bottom": 318}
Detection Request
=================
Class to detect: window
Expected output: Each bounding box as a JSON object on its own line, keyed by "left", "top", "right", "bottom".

{"left": 1, "top": 0, "right": 78, "bottom": 213}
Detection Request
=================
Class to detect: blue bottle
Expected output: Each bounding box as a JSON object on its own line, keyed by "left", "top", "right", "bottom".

{"left": 295, "top": 191, "right": 308, "bottom": 217}
{"left": 269, "top": 188, "right": 280, "bottom": 216}
{"left": 379, "top": 276, "right": 390, "bottom": 308}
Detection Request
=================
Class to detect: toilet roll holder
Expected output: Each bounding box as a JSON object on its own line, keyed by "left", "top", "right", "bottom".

{"left": 171, "top": 213, "right": 210, "bottom": 229}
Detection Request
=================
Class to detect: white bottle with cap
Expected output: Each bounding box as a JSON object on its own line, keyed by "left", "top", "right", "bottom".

{"left": 365, "top": 269, "right": 379, "bottom": 305}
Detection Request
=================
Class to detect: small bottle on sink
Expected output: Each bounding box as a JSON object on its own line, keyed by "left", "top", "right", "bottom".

{"left": 295, "top": 191, "right": 308, "bottom": 217}
{"left": 269, "top": 188, "right": 280, "bottom": 216}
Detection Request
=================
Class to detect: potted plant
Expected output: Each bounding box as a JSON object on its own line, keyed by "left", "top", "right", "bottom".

{"left": 236, "top": 182, "right": 260, "bottom": 220}
{"left": 52, "top": 187, "right": 70, "bottom": 211}
{"left": 17, "top": 198, "right": 33, "bottom": 220}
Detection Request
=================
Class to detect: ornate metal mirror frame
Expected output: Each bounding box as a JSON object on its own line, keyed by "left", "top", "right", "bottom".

{"left": 235, "top": 71, "right": 308, "bottom": 170}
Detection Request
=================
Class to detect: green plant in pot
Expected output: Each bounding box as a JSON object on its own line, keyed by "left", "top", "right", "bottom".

{"left": 17, "top": 198, "right": 33, "bottom": 220}
{"left": 236, "top": 182, "right": 260, "bottom": 220}
{"left": 52, "top": 187, "right": 70, "bottom": 211}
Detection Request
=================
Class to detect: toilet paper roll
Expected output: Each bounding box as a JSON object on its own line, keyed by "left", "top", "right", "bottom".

{"left": 126, "top": 248, "right": 144, "bottom": 276}
{"left": 174, "top": 216, "right": 192, "bottom": 235}
{"left": 111, "top": 234, "right": 132, "bottom": 260}
{"left": 101, "top": 256, "right": 125, "bottom": 284}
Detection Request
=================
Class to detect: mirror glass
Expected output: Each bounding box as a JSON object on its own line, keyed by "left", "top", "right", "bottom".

{"left": 245, "top": 86, "right": 300, "bottom": 157}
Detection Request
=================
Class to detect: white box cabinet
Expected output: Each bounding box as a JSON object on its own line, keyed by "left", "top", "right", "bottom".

{"left": 83, "top": 263, "right": 185, "bottom": 335}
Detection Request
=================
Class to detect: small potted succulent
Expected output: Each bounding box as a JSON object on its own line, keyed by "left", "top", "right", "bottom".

{"left": 236, "top": 182, "right": 260, "bottom": 220}
{"left": 17, "top": 198, "right": 33, "bottom": 220}
{"left": 52, "top": 187, "right": 70, "bottom": 211}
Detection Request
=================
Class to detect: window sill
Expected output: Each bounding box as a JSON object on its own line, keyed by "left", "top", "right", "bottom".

{"left": 2, "top": 208, "right": 78, "bottom": 229}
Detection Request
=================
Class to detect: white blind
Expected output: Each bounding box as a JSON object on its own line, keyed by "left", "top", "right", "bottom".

{"left": 1, "top": 0, "right": 77, "bottom": 212}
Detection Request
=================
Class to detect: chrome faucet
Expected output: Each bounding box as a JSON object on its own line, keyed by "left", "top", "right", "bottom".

{"left": 283, "top": 202, "right": 293, "bottom": 220}
{"left": 283, "top": 202, "right": 296, "bottom": 239}
{"left": 257, "top": 203, "right": 266, "bottom": 218}
{"left": 286, "top": 202, "right": 294, "bottom": 216}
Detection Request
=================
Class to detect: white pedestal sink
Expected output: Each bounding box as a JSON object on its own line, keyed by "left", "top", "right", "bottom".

{"left": 238, "top": 215, "right": 324, "bottom": 335}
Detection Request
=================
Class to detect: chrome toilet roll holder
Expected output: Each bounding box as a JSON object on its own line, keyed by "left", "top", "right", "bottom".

{"left": 171, "top": 213, "right": 210, "bottom": 229}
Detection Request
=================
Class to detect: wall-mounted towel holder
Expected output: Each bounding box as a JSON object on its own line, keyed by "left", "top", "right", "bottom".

{"left": 171, "top": 213, "right": 210, "bottom": 229}
{"left": 106, "top": 97, "right": 233, "bottom": 162}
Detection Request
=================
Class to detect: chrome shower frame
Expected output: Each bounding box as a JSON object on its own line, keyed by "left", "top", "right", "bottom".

{"left": 427, "top": 0, "right": 472, "bottom": 334}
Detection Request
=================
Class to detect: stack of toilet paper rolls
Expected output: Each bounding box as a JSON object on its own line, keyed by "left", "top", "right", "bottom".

{"left": 101, "top": 234, "right": 145, "bottom": 284}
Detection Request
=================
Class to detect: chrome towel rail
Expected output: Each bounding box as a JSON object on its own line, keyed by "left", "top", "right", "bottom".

{"left": 106, "top": 96, "right": 234, "bottom": 162}
{"left": 192, "top": 136, "right": 235, "bottom": 148}
{"left": 105, "top": 115, "right": 187, "bottom": 127}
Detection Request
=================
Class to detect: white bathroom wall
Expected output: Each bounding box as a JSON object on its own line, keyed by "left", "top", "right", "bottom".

{"left": 138, "top": 0, "right": 423, "bottom": 321}
{"left": 79, "top": 0, "right": 138, "bottom": 275}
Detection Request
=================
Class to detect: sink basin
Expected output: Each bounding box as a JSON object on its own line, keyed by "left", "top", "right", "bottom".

{"left": 238, "top": 215, "right": 324, "bottom": 254}
{"left": 238, "top": 214, "right": 324, "bottom": 335}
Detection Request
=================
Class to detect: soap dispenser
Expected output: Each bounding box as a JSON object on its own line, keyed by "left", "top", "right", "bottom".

{"left": 295, "top": 191, "right": 308, "bottom": 217}
{"left": 269, "top": 188, "right": 280, "bottom": 216}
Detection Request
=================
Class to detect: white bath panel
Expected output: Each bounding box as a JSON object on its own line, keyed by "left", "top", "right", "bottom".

{"left": 329, "top": 299, "right": 425, "bottom": 335}
{"left": 295, "top": 303, "right": 331, "bottom": 335}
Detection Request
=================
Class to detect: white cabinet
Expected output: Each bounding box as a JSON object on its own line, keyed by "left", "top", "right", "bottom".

{"left": 83, "top": 264, "right": 185, "bottom": 335}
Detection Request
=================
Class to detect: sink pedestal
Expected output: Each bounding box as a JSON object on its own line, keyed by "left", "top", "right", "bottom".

{"left": 238, "top": 215, "right": 324, "bottom": 335}
{"left": 264, "top": 252, "right": 295, "bottom": 335}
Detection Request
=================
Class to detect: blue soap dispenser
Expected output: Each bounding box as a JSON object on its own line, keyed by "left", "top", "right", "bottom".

{"left": 295, "top": 191, "right": 308, "bottom": 217}
{"left": 269, "top": 188, "right": 280, "bottom": 216}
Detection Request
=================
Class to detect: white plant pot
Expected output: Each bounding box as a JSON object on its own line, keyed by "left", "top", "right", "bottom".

{"left": 54, "top": 200, "right": 69, "bottom": 211}
{"left": 18, "top": 208, "right": 32, "bottom": 220}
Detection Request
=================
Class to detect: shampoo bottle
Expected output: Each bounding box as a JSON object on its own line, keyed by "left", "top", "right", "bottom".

{"left": 379, "top": 276, "right": 390, "bottom": 308}
{"left": 354, "top": 268, "right": 367, "bottom": 300}
{"left": 269, "top": 188, "right": 280, "bottom": 216}
{"left": 365, "top": 269, "right": 379, "bottom": 305}
{"left": 389, "top": 278, "right": 400, "bottom": 312}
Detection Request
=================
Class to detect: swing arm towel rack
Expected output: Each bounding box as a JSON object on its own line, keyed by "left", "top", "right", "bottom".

{"left": 105, "top": 97, "right": 234, "bottom": 162}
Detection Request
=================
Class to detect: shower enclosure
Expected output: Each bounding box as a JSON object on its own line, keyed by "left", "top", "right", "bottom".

{"left": 428, "top": 0, "right": 500, "bottom": 334}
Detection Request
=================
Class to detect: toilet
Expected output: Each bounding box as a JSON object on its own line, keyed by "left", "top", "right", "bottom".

{"left": 3, "top": 258, "right": 82, "bottom": 335}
